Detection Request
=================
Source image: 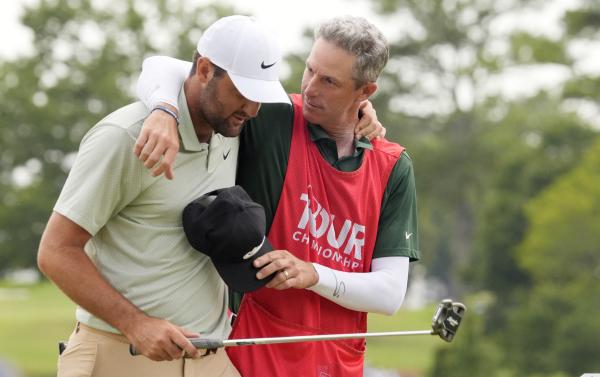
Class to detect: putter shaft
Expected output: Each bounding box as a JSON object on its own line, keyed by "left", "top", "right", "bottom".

{"left": 192, "top": 330, "right": 434, "bottom": 349}
{"left": 130, "top": 299, "right": 466, "bottom": 356}
{"left": 130, "top": 330, "right": 433, "bottom": 355}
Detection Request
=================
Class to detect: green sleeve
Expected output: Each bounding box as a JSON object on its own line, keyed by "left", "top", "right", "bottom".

{"left": 232, "top": 103, "right": 294, "bottom": 313}
{"left": 237, "top": 102, "right": 294, "bottom": 230}
{"left": 373, "top": 152, "right": 420, "bottom": 261}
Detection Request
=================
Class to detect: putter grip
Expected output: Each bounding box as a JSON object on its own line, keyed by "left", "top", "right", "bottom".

{"left": 129, "top": 338, "right": 224, "bottom": 356}
{"left": 190, "top": 338, "right": 224, "bottom": 349}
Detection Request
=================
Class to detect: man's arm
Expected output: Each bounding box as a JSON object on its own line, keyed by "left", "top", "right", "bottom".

{"left": 38, "top": 213, "right": 200, "bottom": 361}
{"left": 309, "top": 257, "right": 408, "bottom": 315}
{"left": 136, "top": 56, "right": 191, "bottom": 111}
{"left": 39, "top": 124, "right": 201, "bottom": 361}
{"left": 134, "top": 56, "right": 191, "bottom": 179}
{"left": 133, "top": 56, "right": 386, "bottom": 179}
{"left": 253, "top": 251, "right": 408, "bottom": 315}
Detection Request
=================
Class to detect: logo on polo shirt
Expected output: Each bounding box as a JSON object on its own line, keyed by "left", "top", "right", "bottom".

{"left": 223, "top": 148, "right": 231, "bottom": 160}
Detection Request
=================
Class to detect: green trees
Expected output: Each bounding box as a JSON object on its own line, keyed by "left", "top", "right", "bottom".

{"left": 506, "top": 139, "right": 600, "bottom": 374}
{"left": 361, "top": 0, "right": 600, "bottom": 374}
{"left": 1, "top": 0, "right": 599, "bottom": 374}
{"left": 0, "top": 0, "right": 234, "bottom": 273}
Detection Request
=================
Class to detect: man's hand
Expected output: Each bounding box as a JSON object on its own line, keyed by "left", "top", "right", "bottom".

{"left": 355, "top": 100, "right": 386, "bottom": 140}
{"left": 254, "top": 250, "right": 319, "bottom": 290}
{"left": 123, "top": 314, "right": 201, "bottom": 361}
{"left": 38, "top": 213, "right": 199, "bottom": 361}
{"left": 134, "top": 103, "right": 180, "bottom": 180}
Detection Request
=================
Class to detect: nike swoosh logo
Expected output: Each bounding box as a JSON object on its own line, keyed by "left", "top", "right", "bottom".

{"left": 223, "top": 149, "right": 231, "bottom": 160}
{"left": 405, "top": 232, "right": 413, "bottom": 240}
{"left": 261, "top": 61, "right": 276, "bottom": 69}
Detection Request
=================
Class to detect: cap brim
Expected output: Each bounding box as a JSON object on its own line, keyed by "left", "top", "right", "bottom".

{"left": 212, "top": 237, "right": 275, "bottom": 293}
{"left": 228, "top": 73, "right": 291, "bottom": 105}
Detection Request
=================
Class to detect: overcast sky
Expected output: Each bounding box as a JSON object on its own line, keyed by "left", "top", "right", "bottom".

{"left": 2, "top": 0, "right": 599, "bottom": 123}
{"left": 0, "top": 0, "right": 376, "bottom": 59}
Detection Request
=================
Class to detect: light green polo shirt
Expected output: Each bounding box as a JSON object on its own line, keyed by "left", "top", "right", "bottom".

{"left": 54, "top": 88, "right": 238, "bottom": 338}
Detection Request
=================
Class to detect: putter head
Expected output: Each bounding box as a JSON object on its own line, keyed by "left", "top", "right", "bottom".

{"left": 431, "top": 299, "right": 466, "bottom": 342}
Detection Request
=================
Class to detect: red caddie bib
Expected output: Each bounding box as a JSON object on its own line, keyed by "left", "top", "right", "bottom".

{"left": 228, "top": 94, "right": 404, "bottom": 377}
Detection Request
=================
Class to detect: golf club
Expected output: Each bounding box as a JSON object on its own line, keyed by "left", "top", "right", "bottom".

{"left": 130, "top": 299, "right": 466, "bottom": 356}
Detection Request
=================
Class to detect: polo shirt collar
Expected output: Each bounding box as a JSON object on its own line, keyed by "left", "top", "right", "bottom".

{"left": 307, "top": 123, "right": 373, "bottom": 153}
{"left": 177, "top": 88, "right": 207, "bottom": 152}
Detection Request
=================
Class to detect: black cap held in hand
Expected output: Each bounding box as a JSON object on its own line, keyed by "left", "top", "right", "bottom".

{"left": 182, "top": 185, "right": 274, "bottom": 292}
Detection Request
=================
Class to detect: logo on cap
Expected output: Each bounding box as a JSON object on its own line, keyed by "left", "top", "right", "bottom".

{"left": 195, "top": 15, "right": 290, "bottom": 104}
{"left": 182, "top": 185, "right": 275, "bottom": 292}
{"left": 261, "top": 61, "right": 277, "bottom": 69}
{"left": 243, "top": 237, "right": 266, "bottom": 260}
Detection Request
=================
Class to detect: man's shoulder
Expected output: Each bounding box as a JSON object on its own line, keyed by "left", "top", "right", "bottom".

{"left": 242, "top": 101, "right": 294, "bottom": 144}
{"left": 371, "top": 138, "right": 406, "bottom": 160}
{"left": 93, "top": 101, "right": 148, "bottom": 139}
{"left": 254, "top": 102, "right": 294, "bottom": 123}
{"left": 370, "top": 140, "right": 415, "bottom": 182}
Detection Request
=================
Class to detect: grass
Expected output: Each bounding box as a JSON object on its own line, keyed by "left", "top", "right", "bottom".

{"left": 0, "top": 281, "right": 442, "bottom": 377}
{"left": 0, "top": 282, "right": 75, "bottom": 377}
{"left": 366, "top": 304, "right": 447, "bottom": 376}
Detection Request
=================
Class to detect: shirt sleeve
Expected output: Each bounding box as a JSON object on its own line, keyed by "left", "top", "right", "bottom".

{"left": 373, "top": 152, "right": 420, "bottom": 261}
{"left": 308, "top": 256, "right": 409, "bottom": 315}
{"left": 136, "top": 56, "right": 191, "bottom": 110}
{"left": 237, "top": 102, "right": 294, "bottom": 229}
{"left": 53, "top": 124, "right": 142, "bottom": 236}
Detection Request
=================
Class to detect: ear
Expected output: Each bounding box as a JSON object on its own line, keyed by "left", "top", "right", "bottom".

{"left": 357, "top": 82, "right": 377, "bottom": 102}
{"left": 195, "top": 57, "right": 215, "bottom": 83}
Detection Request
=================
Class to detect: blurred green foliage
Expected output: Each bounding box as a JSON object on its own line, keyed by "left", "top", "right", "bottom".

{"left": 0, "top": 0, "right": 235, "bottom": 271}
{"left": 360, "top": 0, "right": 600, "bottom": 375}
{"left": 1, "top": 0, "right": 599, "bottom": 376}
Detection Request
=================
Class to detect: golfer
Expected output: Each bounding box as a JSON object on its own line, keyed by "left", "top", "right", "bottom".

{"left": 37, "top": 15, "right": 291, "bottom": 377}
{"left": 135, "top": 16, "right": 420, "bottom": 377}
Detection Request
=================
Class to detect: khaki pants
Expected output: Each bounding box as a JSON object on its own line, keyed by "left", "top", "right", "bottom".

{"left": 57, "top": 323, "right": 241, "bottom": 377}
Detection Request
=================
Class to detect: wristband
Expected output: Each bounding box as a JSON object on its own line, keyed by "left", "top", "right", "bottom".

{"left": 151, "top": 105, "right": 179, "bottom": 126}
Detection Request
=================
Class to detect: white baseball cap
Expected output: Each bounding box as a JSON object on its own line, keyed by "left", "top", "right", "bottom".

{"left": 197, "top": 15, "right": 290, "bottom": 104}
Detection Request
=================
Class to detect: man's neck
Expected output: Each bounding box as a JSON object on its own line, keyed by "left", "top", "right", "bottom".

{"left": 335, "top": 137, "right": 356, "bottom": 159}
{"left": 320, "top": 115, "right": 358, "bottom": 158}
{"left": 184, "top": 81, "right": 213, "bottom": 144}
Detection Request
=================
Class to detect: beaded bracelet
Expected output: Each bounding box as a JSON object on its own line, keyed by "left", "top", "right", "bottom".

{"left": 151, "top": 105, "right": 180, "bottom": 126}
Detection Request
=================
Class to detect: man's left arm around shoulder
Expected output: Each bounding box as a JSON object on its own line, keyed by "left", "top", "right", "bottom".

{"left": 133, "top": 99, "right": 387, "bottom": 180}
{"left": 132, "top": 55, "right": 387, "bottom": 180}
{"left": 134, "top": 56, "right": 191, "bottom": 180}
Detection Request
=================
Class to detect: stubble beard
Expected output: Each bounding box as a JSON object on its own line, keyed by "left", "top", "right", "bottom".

{"left": 197, "top": 81, "right": 240, "bottom": 138}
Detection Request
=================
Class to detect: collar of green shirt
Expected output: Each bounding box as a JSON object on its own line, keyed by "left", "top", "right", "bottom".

{"left": 307, "top": 123, "right": 373, "bottom": 172}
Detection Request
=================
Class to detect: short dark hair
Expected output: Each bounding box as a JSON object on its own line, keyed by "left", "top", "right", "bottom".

{"left": 190, "top": 51, "right": 226, "bottom": 78}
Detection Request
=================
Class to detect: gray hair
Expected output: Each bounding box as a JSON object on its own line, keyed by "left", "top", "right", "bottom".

{"left": 315, "top": 16, "right": 389, "bottom": 87}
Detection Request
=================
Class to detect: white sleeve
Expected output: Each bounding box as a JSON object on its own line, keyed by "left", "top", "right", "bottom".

{"left": 307, "top": 257, "right": 409, "bottom": 315}
{"left": 136, "top": 56, "right": 192, "bottom": 111}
